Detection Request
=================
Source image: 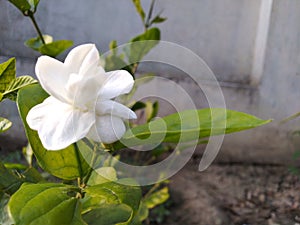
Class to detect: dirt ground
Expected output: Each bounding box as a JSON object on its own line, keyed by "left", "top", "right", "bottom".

{"left": 163, "top": 159, "right": 300, "bottom": 225}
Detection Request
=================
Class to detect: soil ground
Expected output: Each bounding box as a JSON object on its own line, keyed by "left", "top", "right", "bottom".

{"left": 162, "top": 159, "right": 300, "bottom": 225}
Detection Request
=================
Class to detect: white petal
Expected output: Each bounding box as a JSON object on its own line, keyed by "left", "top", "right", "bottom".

{"left": 99, "top": 70, "right": 134, "bottom": 100}
{"left": 65, "top": 70, "right": 104, "bottom": 109}
{"left": 64, "top": 44, "right": 100, "bottom": 75}
{"left": 87, "top": 115, "right": 126, "bottom": 144}
{"left": 96, "top": 100, "right": 137, "bottom": 119}
{"left": 35, "top": 56, "right": 70, "bottom": 103}
{"left": 26, "top": 97, "right": 95, "bottom": 150}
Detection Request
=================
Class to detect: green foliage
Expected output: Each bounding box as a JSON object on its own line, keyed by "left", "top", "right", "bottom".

{"left": 114, "top": 109, "right": 271, "bottom": 149}
{"left": 0, "top": 117, "right": 12, "bottom": 133}
{"left": 8, "top": 0, "right": 31, "bottom": 14}
{"left": 131, "top": 0, "right": 146, "bottom": 23}
{"left": 8, "top": 183, "right": 86, "bottom": 225}
{"left": 9, "top": 0, "right": 40, "bottom": 14}
{"left": 144, "top": 187, "right": 169, "bottom": 209}
{"left": 0, "top": 58, "right": 37, "bottom": 102}
{"left": 0, "top": 58, "right": 16, "bottom": 93}
{"left": 25, "top": 36, "right": 74, "bottom": 57}
{"left": 0, "top": 161, "right": 44, "bottom": 195}
{"left": 17, "top": 84, "right": 89, "bottom": 180}
{"left": 82, "top": 204, "right": 132, "bottom": 225}
{"left": 25, "top": 34, "right": 53, "bottom": 50}
{"left": 87, "top": 167, "right": 117, "bottom": 186}
{"left": 126, "top": 27, "right": 161, "bottom": 63}
{"left": 39, "top": 40, "right": 74, "bottom": 57}
{"left": 145, "top": 101, "right": 159, "bottom": 122}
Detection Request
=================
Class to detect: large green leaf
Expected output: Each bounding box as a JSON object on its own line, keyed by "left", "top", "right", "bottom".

{"left": 0, "top": 117, "right": 12, "bottom": 133}
{"left": 1, "top": 75, "right": 37, "bottom": 101}
{"left": 131, "top": 0, "right": 145, "bottom": 22}
{"left": 126, "top": 27, "right": 160, "bottom": 63}
{"left": 17, "top": 84, "right": 89, "bottom": 180}
{"left": 129, "top": 201, "right": 149, "bottom": 225}
{"left": 39, "top": 40, "right": 74, "bottom": 57}
{"left": 8, "top": 183, "right": 86, "bottom": 225}
{"left": 0, "top": 58, "right": 16, "bottom": 93}
{"left": 82, "top": 204, "right": 132, "bottom": 225}
{"left": 114, "top": 109, "right": 271, "bottom": 149}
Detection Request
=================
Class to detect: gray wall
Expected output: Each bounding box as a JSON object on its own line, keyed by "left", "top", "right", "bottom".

{"left": 1, "top": 0, "right": 300, "bottom": 164}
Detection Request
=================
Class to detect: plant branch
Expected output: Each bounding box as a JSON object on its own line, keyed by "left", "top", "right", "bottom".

{"left": 28, "top": 13, "right": 45, "bottom": 44}
{"left": 145, "top": 0, "right": 156, "bottom": 29}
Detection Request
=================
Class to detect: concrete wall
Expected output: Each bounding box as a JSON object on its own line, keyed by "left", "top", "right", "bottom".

{"left": 0, "top": 0, "right": 300, "bottom": 164}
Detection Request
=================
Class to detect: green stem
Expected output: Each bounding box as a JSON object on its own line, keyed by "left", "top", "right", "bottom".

{"left": 145, "top": 0, "right": 156, "bottom": 29}
{"left": 82, "top": 143, "right": 98, "bottom": 187}
{"left": 28, "top": 13, "right": 45, "bottom": 44}
{"left": 74, "top": 143, "right": 84, "bottom": 183}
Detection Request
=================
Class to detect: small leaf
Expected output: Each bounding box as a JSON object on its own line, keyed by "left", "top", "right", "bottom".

{"left": 8, "top": 0, "right": 31, "bottom": 14}
{"left": 82, "top": 204, "right": 132, "bottom": 225}
{"left": 8, "top": 183, "right": 86, "bottom": 225}
{"left": 126, "top": 27, "right": 161, "bottom": 63}
{"left": 2, "top": 75, "right": 37, "bottom": 101}
{"left": 17, "top": 84, "right": 89, "bottom": 180}
{"left": 0, "top": 117, "right": 12, "bottom": 133}
{"left": 0, "top": 58, "right": 16, "bottom": 93}
{"left": 131, "top": 0, "right": 145, "bottom": 22}
{"left": 25, "top": 35, "right": 53, "bottom": 51}
{"left": 144, "top": 187, "right": 169, "bottom": 209}
{"left": 114, "top": 109, "right": 272, "bottom": 150}
{"left": 39, "top": 40, "right": 74, "bottom": 57}
{"left": 150, "top": 15, "right": 167, "bottom": 25}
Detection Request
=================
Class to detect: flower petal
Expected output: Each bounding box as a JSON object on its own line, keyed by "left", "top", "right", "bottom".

{"left": 96, "top": 100, "right": 137, "bottom": 119}
{"left": 64, "top": 44, "right": 100, "bottom": 75}
{"left": 26, "top": 97, "right": 95, "bottom": 150}
{"left": 35, "top": 56, "right": 70, "bottom": 103}
{"left": 87, "top": 115, "right": 126, "bottom": 144}
{"left": 99, "top": 70, "right": 134, "bottom": 100}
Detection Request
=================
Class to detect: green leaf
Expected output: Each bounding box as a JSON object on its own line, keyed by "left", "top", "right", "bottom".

{"left": 0, "top": 58, "right": 16, "bottom": 94}
{"left": 25, "top": 35, "right": 53, "bottom": 51}
{"left": 17, "top": 84, "right": 89, "bottom": 180}
{"left": 0, "top": 117, "right": 12, "bottom": 133}
{"left": 84, "top": 180, "right": 142, "bottom": 214}
{"left": 144, "top": 187, "right": 169, "bottom": 209}
{"left": 82, "top": 204, "right": 132, "bottom": 225}
{"left": 150, "top": 15, "right": 167, "bottom": 25}
{"left": 8, "top": 183, "right": 86, "bottom": 225}
{"left": 131, "top": 0, "right": 145, "bottom": 22}
{"left": 0, "top": 161, "right": 21, "bottom": 195}
{"left": 2, "top": 75, "right": 37, "bottom": 101}
{"left": 87, "top": 167, "right": 117, "bottom": 186}
{"left": 0, "top": 193, "right": 13, "bottom": 225}
{"left": 114, "top": 109, "right": 272, "bottom": 149}
{"left": 39, "top": 40, "right": 74, "bottom": 57}
{"left": 8, "top": 0, "right": 31, "bottom": 14}
{"left": 130, "top": 201, "right": 149, "bottom": 225}
{"left": 126, "top": 27, "right": 161, "bottom": 63}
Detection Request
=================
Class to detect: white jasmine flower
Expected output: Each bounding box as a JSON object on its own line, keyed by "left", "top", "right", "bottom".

{"left": 27, "top": 44, "right": 136, "bottom": 150}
